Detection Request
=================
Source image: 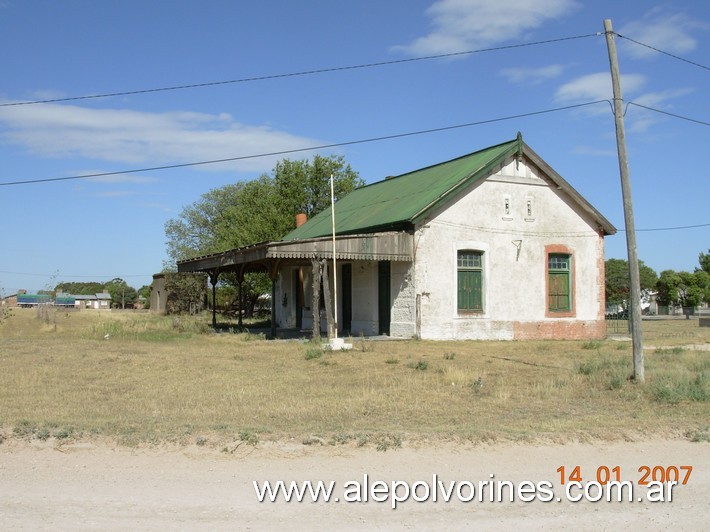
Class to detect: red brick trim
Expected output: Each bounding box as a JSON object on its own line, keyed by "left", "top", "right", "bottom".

{"left": 514, "top": 320, "right": 605, "bottom": 340}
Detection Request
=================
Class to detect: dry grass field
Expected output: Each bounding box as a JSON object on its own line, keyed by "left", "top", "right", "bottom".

{"left": 1, "top": 308, "right": 708, "bottom": 449}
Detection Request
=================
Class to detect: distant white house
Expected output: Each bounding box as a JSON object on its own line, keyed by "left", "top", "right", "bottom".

{"left": 73, "top": 292, "right": 112, "bottom": 310}
{"left": 178, "top": 134, "right": 616, "bottom": 340}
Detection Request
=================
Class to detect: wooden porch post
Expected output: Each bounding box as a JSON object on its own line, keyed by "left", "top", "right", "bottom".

{"left": 237, "top": 267, "right": 244, "bottom": 331}
{"left": 208, "top": 270, "right": 219, "bottom": 329}
{"left": 269, "top": 260, "right": 280, "bottom": 339}
{"left": 310, "top": 258, "right": 322, "bottom": 341}
{"left": 321, "top": 259, "right": 334, "bottom": 338}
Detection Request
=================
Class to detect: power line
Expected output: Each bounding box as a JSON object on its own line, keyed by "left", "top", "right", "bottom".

{"left": 616, "top": 33, "right": 710, "bottom": 71}
{"left": 627, "top": 102, "right": 710, "bottom": 127}
{"left": 2, "top": 98, "right": 706, "bottom": 188}
{"left": 623, "top": 222, "right": 710, "bottom": 232}
{"left": 0, "top": 100, "right": 608, "bottom": 187}
{"left": 0, "top": 33, "right": 600, "bottom": 108}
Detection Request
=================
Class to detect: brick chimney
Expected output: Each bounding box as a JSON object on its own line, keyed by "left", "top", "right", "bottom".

{"left": 295, "top": 213, "right": 307, "bottom": 228}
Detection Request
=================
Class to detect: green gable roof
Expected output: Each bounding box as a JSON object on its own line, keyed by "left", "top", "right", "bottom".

{"left": 283, "top": 137, "right": 522, "bottom": 241}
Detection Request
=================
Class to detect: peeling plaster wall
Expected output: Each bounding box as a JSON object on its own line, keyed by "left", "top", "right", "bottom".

{"left": 414, "top": 156, "right": 606, "bottom": 340}
{"left": 390, "top": 261, "right": 416, "bottom": 338}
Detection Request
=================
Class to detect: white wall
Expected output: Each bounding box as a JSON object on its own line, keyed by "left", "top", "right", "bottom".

{"left": 350, "top": 261, "right": 378, "bottom": 336}
{"left": 413, "top": 156, "right": 605, "bottom": 340}
{"left": 390, "top": 261, "right": 416, "bottom": 338}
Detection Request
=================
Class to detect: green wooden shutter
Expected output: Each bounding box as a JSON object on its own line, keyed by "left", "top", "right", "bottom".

{"left": 458, "top": 269, "right": 482, "bottom": 311}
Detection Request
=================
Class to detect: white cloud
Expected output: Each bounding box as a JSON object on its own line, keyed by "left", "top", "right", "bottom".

{"left": 500, "top": 64, "right": 565, "bottom": 84}
{"left": 393, "top": 0, "right": 579, "bottom": 55}
{"left": 554, "top": 73, "right": 693, "bottom": 132}
{"left": 0, "top": 102, "right": 323, "bottom": 173}
{"left": 618, "top": 8, "right": 708, "bottom": 59}
{"left": 625, "top": 88, "right": 694, "bottom": 133}
{"left": 554, "top": 72, "right": 647, "bottom": 103}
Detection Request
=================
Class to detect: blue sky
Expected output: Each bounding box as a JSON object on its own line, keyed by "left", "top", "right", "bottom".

{"left": 1, "top": 0, "right": 708, "bottom": 295}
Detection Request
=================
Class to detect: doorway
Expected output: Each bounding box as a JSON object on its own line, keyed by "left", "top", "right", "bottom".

{"left": 378, "top": 261, "right": 391, "bottom": 335}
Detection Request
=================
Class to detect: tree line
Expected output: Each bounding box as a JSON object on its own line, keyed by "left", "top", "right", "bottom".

{"left": 606, "top": 249, "right": 710, "bottom": 311}
{"left": 54, "top": 278, "right": 151, "bottom": 309}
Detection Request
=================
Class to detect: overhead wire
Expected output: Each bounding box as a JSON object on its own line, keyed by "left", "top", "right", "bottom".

{"left": 615, "top": 33, "right": 710, "bottom": 71}
{"left": 0, "top": 33, "right": 600, "bottom": 107}
{"left": 2, "top": 96, "right": 708, "bottom": 188}
{"left": 626, "top": 102, "right": 710, "bottom": 127}
{"left": 0, "top": 100, "right": 609, "bottom": 186}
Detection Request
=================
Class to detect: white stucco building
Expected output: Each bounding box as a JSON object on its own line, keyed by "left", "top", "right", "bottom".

{"left": 178, "top": 134, "right": 616, "bottom": 340}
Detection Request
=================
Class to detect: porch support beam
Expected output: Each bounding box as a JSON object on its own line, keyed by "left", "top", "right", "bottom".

{"left": 208, "top": 270, "right": 219, "bottom": 329}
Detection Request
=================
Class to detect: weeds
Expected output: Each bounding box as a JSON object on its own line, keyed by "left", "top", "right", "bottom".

{"left": 408, "top": 359, "right": 429, "bottom": 371}
{"left": 239, "top": 430, "right": 259, "bottom": 446}
{"left": 375, "top": 433, "right": 402, "bottom": 452}
{"left": 305, "top": 347, "right": 323, "bottom": 360}
{"left": 330, "top": 432, "right": 354, "bottom": 445}
{"left": 650, "top": 374, "right": 710, "bottom": 404}
{"left": 655, "top": 347, "right": 685, "bottom": 355}
{"left": 358, "top": 339, "right": 374, "bottom": 352}
{"left": 581, "top": 340, "right": 603, "bottom": 350}
{"left": 687, "top": 427, "right": 710, "bottom": 443}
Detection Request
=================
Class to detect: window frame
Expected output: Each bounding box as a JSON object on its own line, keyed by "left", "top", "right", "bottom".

{"left": 545, "top": 245, "right": 575, "bottom": 317}
{"left": 457, "top": 250, "right": 484, "bottom": 313}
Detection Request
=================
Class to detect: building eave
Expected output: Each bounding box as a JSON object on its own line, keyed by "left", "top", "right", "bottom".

{"left": 177, "top": 231, "right": 414, "bottom": 274}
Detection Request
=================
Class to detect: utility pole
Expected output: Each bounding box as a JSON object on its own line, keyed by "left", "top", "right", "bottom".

{"left": 604, "top": 19, "right": 644, "bottom": 382}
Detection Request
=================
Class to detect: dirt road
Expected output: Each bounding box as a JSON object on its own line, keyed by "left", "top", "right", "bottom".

{"left": 1, "top": 438, "right": 707, "bottom": 530}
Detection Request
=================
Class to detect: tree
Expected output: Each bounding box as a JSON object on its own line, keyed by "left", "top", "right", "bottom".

{"left": 0, "top": 285, "right": 13, "bottom": 326}
{"left": 137, "top": 285, "right": 152, "bottom": 309}
{"left": 55, "top": 281, "right": 105, "bottom": 295}
{"left": 656, "top": 270, "right": 681, "bottom": 307}
{"left": 104, "top": 278, "right": 137, "bottom": 309}
{"left": 698, "top": 249, "right": 710, "bottom": 274}
{"left": 164, "top": 154, "right": 363, "bottom": 318}
{"left": 656, "top": 269, "right": 709, "bottom": 316}
{"left": 163, "top": 272, "right": 207, "bottom": 315}
{"left": 605, "top": 258, "right": 657, "bottom": 305}
{"left": 273, "top": 154, "right": 362, "bottom": 216}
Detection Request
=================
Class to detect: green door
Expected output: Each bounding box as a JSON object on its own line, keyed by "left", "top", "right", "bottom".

{"left": 378, "top": 261, "right": 391, "bottom": 335}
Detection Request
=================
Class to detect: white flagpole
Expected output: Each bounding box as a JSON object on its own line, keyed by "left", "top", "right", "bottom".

{"left": 330, "top": 173, "right": 338, "bottom": 339}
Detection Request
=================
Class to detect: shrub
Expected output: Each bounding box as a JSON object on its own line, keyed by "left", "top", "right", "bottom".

{"left": 305, "top": 347, "right": 323, "bottom": 360}
{"left": 239, "top": 430, "right": 259, "bottom": 446}
{"left": 408, "top": 359, "right": 428, "bottom": 371}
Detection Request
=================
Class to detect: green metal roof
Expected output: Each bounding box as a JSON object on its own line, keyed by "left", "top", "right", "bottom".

{"left": 283, "top": 137, "right": 521, "bottom": 241}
